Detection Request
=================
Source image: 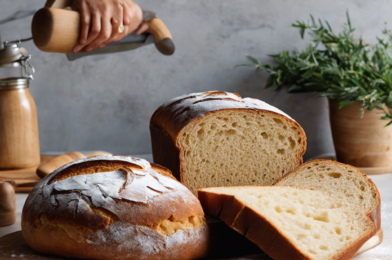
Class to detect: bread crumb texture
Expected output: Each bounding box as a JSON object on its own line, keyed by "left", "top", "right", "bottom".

{"left": 22, "top": 156, "right": 208, "bottom": 260}
{"left": 275, "top": 160, "right": 379, "bottom": 223}
{"left": 180, "top": 110, "right": 305, "bottom": 195}
{"left": 201, "top": 186, "right": 376, "bottom": 260}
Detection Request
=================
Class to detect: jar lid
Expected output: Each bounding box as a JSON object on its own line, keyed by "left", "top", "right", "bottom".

{"left": 0, "top": 39, "right": 35, "bottom": 79}
{"left": 0, "top": 77, "right": 29, "bottom": 90}
{"left": 0, "top": 43, "right": 28, "bottom": 66}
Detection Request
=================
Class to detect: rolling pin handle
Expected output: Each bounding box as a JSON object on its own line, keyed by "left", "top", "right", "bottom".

{"left": 146, "top": 17, "right": 175, "bottom": 55}
{"left": 156, "top": 38, "right": 175, "bottom": 56}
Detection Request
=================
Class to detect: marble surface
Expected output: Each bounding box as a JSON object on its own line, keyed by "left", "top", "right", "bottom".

{"left": 0, "top": 154, "right": 391, "bottom": 259}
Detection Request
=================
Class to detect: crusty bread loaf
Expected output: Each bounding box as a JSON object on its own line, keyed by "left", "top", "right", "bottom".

{"left": 22, "top": 155, "right": 209, "bottom": 260}
{"left": 198, "top": 186, "right": 377, "bottom": 260}
{"left": 150, "top": 91, "right": 306, "bottom": 195}
{"left": 274, "top": 160, "right": 381, "bottom": 231}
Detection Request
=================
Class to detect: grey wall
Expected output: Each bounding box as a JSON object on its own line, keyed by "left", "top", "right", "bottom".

{"left": 0, "top": 0, "right": 390, "bottom": 159}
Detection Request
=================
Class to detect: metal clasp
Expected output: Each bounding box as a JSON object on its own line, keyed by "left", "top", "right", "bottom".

{"left": 3, "top": 38, "right": 35, "bottom": 79}
{"left": 19, "top": 55, "right": 35, "bottom": 79}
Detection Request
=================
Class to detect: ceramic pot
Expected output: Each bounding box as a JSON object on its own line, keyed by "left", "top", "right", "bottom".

{"left": 329, "top": 99, "right": 392, "bottom": 167}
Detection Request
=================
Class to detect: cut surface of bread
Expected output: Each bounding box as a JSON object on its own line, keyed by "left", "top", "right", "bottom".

{"left": 179, "top": 110, "right": 305, "bottom": 195}
{"left": 198, "top": 186, "right": 376, "bottom": 260}
{"left": 150, "top": 91, "right": 306, "bottom": 195}
{"left": 274, "top": 160, "right": 381, "bottom": 231}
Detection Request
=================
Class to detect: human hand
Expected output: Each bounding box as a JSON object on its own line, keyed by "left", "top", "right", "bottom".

{"left": 71, "top": 0, "right": 148, "bottom": 53}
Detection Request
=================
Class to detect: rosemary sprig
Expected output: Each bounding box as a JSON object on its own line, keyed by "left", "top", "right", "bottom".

{"left": 239, "top": 11, "right": 392, "bottom": 126}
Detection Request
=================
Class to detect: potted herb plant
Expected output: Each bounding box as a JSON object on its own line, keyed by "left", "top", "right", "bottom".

{"left": 240, "top": 12, "right": 392, "bottom": 167}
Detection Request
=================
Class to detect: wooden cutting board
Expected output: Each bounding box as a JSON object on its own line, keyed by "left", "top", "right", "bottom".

{"left": 0, "top": 155, "right": 54, "bottom": 193}
{"left": 0, "top": 227, "right": 383, "bottom": 259}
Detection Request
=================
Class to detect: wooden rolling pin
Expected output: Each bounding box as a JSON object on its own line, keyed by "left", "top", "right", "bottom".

{"left": 31, "top": 8, "right": 175, "bottom": 55}
{"left": 36, "top": 151, "right": 84, "bottom": 178}
{"left": 0, "top": 181, "right": 16, "bottom": 227}
{"left": 36, "top": 151, "right": 112, "bottom": 178}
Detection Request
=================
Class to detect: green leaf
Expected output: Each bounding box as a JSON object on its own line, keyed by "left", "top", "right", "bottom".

{"left": 310, "top": 15, "right": 316, "bottom": 27}
{"left": 385, "top": 121, "right": 392, "bottom": 127}
{"left": 245, "top": 55, "right": 260, "bottom": 65}
{"left": 385, "top": 91, "right": 392, "bottom": 108}
{"left": 301, "top": 69, "right": 315, "bottom": 79}
{"left": 350, "top": 78, "right": 368, "bottom": 94}
{"left": 346, "top": 10, "right": 352, "bottom": 31}
{"left": 235, "top": 64, "right": 260, "bottom": 68}
{"left": 325, "top": 21, "right": 333, "bottom": 33}
{"left": 338, "top": 100, "right": 352, "bottom": 109}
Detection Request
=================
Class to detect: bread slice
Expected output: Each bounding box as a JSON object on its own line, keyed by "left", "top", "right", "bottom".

{"left": 274, "top": 160, "right": 381, "bottom": 231}
{"left": 198, "top": 186, "right": 377, "bottom": 260}
{"left": 150, "top": 91, "right": 306, "bottom": 195}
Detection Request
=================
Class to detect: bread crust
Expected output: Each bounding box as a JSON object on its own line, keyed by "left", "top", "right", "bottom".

{"left": 198, "top": 186, "right": 377, "bottom": 260}
{"left": 198, "top": 190, "right": 245, "bottom": 226}
{"left": 22, "top": 155, "right": 209, "bottom": 260}
{"left": 150, "top": 91, "right": 307, "bottom": 183}
{"left": 150, "top": 125, "right": 182, "bottom": 180}
{"left": 22, "top": 220, "right": 209, "bottom": 260}
{"left": 274, "top": 159, "right": 382, "bottom": 231}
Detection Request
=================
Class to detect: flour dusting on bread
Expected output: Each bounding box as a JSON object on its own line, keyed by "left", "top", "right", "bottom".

{"left": 22, "top": 155, "right": 209, "bottom": 260}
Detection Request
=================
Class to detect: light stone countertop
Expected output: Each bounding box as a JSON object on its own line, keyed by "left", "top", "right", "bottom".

{"left": 353, "top": 173, "right": 392, "bottom": 260}
{"left": 0, "top": 154, "right": 391, "bottom": 259}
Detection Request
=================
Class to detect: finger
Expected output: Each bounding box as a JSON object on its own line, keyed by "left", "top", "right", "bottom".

{"left": 101, "top": 5, "right": 124, "bottom": 46}
{"left": 71, "top": 1, "right": 90, "bottom": 52}
{"left": 78, "top": 1, "right": 90, "bottom": 44}
{"left": 127, "top": 2, "right": 143, "bottom": 32}
{"left": 85, "top": 15, "right": 112, "bottom": 52}
{"left": 134, "top": 23, "right": 149, "bottom": 35}
{"left": 122, "top": 0, "right": 134, "bottom": 25}
{"left": 74, "top": 14, "right": 101, "bottom": 53}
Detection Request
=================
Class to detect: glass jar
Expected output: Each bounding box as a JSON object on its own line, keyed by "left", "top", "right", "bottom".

{"left": 0, "top": 77, "right": 40, "bottom": 169}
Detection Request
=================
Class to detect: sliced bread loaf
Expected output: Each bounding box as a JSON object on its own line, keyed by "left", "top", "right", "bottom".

{"left": 198, "top": 186, "right": 377, "bottom": 260}
{"left": 274, "top": 160, "right": 381, "bottom": 231}
{"left": 150, "top": 91, "right": 306, "bottom": 195}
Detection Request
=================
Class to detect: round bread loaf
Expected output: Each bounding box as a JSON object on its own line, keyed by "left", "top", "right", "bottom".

{"left": 22, "top": 155, "right": 209, "bottom": 260}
